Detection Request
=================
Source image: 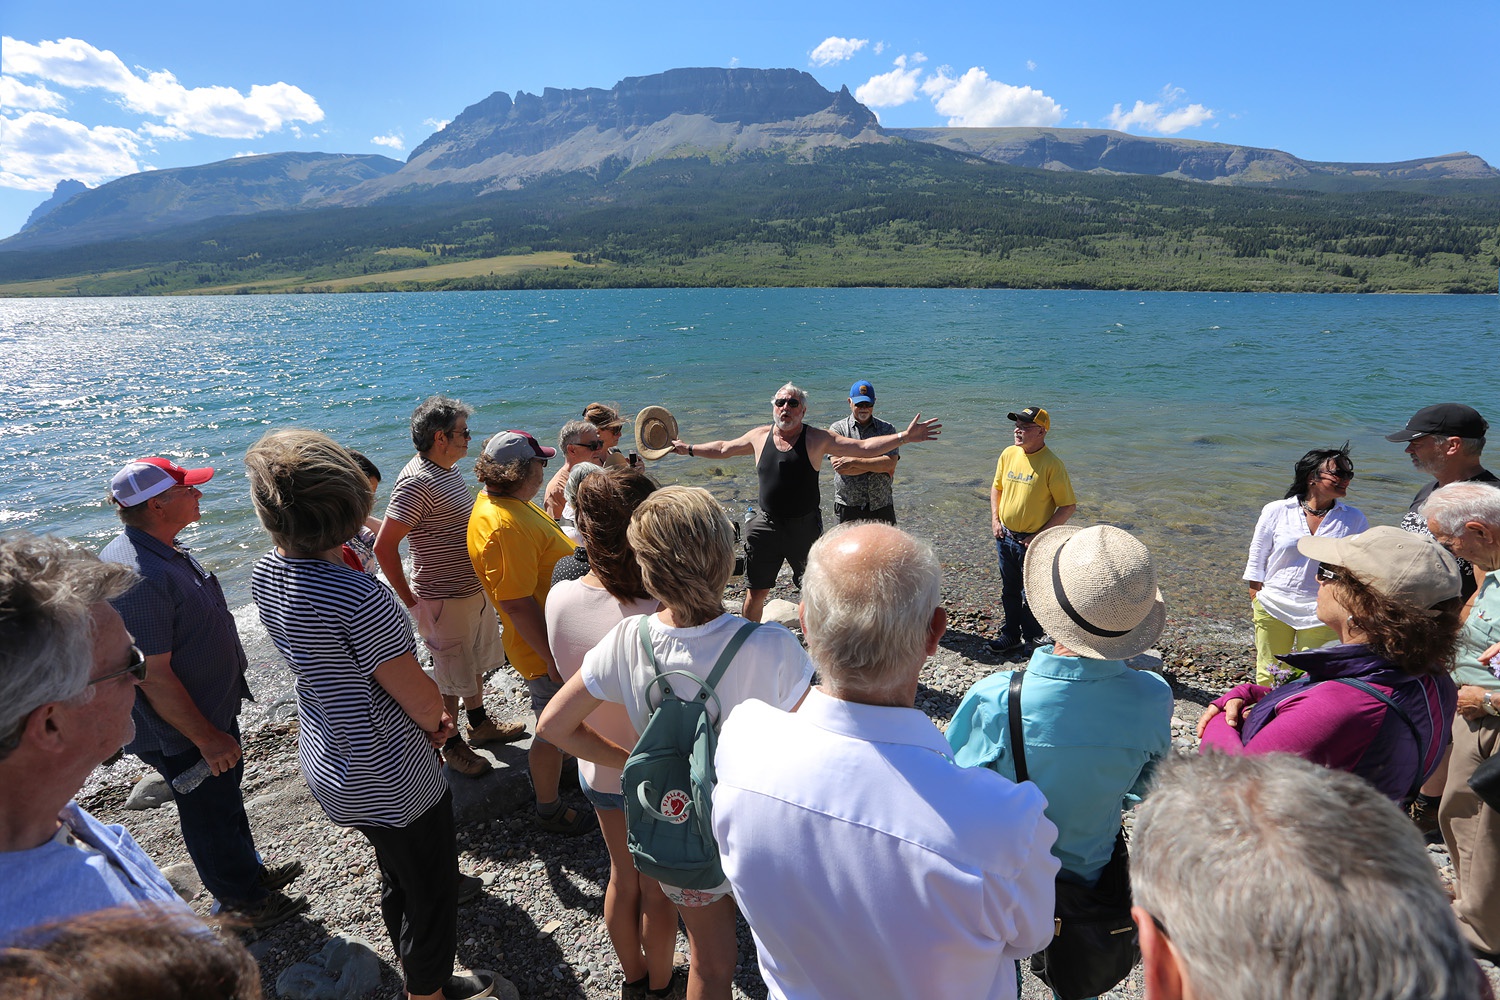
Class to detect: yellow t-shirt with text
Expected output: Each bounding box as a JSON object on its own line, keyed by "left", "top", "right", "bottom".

{"left": 992, "top": 445, "right": 1076, "bottom": 535}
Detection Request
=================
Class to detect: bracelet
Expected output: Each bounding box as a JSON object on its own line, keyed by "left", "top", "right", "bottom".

{"left": 1485, "top": 692, "right": 1499, "bottom": 717}
{"left": 687, "top": 444, "right": 695, "bottom": 457}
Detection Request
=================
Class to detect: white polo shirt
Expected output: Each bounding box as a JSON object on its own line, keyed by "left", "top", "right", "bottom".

{"left": 713, "top": 687, "right": 1060, "bottom": 1000}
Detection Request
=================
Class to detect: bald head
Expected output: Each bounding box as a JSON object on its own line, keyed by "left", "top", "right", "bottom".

{"left": 800, "top": 522, "right": 944, "bottom": 705}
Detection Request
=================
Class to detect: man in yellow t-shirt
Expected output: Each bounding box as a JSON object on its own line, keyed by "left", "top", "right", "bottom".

{"left": 989, "top": 406, "right": 1077, "bottom": 656}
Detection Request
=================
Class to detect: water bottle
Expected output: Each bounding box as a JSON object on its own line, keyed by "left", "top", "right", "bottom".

{"left": 171, "top": 758, "right": 214, "bottom": 794}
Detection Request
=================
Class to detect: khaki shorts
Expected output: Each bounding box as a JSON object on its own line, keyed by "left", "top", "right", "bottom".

{"left": 414, "top": 591, "right": 504, "bottom": 698}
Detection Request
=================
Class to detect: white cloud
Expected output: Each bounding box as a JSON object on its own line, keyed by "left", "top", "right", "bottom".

{"left": 138, "top": 122, "right": 188, "bottom": 140}
{"left": 371, "top": 132, "right": 405, "bottom": 151}
{"left": 810, "top": 36, "right": 868, "bottom": 67}
{"left": 729, "top": 56, "right": 740, "bottom": 68}
{"left": 921, "top": 67, "right": 1065, "bottom": 127}
{"left": 0, "top": 111, "right": 142, "bottom": 192}
{"left": 0, "top": 75, "right": 65, "bottom": 111}
{"left": 422, "top": 117, "right": 450, "bottom": 131}
{"left": 1026, "top": 60, "right": 1037, "bottom": 72}
{"left": 2, "top": 36, "right": 323, "bottom": 139}
{"left": 854, "top": 54, "right": 924, "bottom": 108}
{"left": 1104, "top": 85, "right": 1214, "bottom": 134}
{"left": 873, "top": 41, "right": 886, "bottom": 55}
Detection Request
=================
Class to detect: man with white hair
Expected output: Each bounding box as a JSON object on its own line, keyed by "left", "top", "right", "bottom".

{"left": 0, "top": 533, "right": 196, "bottom": 943}
{"left": 670, "top": 382, "right": 941, "bottom": 622}
{"left": 1131, "top": 752, "right": 1481, "bottom": 1000}
{"left": 712, "top": 522, "right": 1059, "bottom": 999}
{"left": 1423, "top": 480, "right": 1500, "bottom": 955}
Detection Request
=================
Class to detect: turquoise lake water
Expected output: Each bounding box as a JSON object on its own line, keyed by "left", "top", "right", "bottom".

{"left": 3, "top": 288, "right": 1496, "bottom": 618}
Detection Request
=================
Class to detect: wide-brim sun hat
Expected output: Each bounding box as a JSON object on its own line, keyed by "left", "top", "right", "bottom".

{"left": 1297, "top": 525, "right": 1460, "bottom": 609}
{"left": 635, "top": 405, "right": 679, "bottom": 461}
{"left": 1022, "top": 523, "right": 1166, "bottom": 660}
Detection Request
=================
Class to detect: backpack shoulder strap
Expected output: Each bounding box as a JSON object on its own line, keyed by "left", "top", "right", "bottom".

{"left": 699, "top": 620, "right": 759, "bottom": 700}
{"left": 1332, "top": 676, "right": 1427, "bottom": 801}
{"left": 1007, "top": 670, "right": 1030, "bottom": 784}
{"left": 636, "top": 614, "right": 661, "bottom": 677}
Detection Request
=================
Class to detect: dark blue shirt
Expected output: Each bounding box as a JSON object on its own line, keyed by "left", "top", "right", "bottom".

{"left": 101, "top": 526, "right": 252, "bottom": 756}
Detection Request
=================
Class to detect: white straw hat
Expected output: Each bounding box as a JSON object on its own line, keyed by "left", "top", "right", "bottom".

{"left": 1022, "top": 524, "right": 1166, "bottom": 660}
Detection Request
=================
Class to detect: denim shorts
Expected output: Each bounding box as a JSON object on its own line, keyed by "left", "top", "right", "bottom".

{"left": 579, "top": 771, "right": 625, "bottom": 812}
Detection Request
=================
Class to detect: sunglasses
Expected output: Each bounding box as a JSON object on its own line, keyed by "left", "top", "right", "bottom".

{"left": 575, "top": 440, "right": 606, "bottom": 450}
{"left": 1315, "top": 563, "right": 1342, "bottom": 583}
{"left": 446, "top": 427, "right": 472, "bottom": 440}
{"left": 1320, "top": 469, "right": 1354, "bottom": 481}
{"left": 90, "top": 645, "right": 148, "bottom": 686}
{"left": 774, "top": 398, "right": 802, "bottom": 408}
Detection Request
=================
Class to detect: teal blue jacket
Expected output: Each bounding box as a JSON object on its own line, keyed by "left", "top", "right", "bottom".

{"left": 946, "top": 648, "right": 1173, "bottom": 882}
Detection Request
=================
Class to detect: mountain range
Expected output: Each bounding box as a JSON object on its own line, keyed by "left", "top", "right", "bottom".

{"left": 7, "top": 67, "right": 1496, "bottom": 253}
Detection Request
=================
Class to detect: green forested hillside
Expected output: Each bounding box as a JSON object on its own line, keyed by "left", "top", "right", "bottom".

{"left": 2, "top": 145, "right": 1496, "bottom": 295}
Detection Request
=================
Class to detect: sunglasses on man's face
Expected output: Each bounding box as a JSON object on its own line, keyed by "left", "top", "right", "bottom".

{"left": 90, "top": 645, "right": 148, "bottom": 686}
{"left": 774, "top": 398, "right": 802, "bottom": 408}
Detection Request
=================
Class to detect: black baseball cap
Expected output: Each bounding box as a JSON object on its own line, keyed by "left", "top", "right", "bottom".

{"left": 1384, "top": 403, "right": 1488, "bottom": 442}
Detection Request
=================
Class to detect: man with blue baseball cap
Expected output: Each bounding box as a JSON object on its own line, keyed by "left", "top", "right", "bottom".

{"left": 828, "top": 379, "right": 900, "bottom": 525}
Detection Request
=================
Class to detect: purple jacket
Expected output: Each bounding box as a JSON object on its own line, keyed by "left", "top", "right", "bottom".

{"left": 1201, "top": 643, "right": 1455, "bottom": 801}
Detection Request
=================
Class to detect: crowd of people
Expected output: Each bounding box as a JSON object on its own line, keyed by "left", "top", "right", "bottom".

{"left": 0, "top": 385, "right": 1496, "bottom": 1000}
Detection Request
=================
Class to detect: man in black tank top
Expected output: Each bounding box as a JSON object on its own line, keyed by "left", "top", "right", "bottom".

{"left": 670, "top": 382, "right": 942, "bottom": 621}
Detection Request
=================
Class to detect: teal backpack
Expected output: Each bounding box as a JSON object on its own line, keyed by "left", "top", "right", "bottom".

{"left": 622, "top": 615, "right": 758, "bottom": 890}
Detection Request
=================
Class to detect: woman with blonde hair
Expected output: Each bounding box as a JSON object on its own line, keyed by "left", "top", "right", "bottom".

{"left": 539, "top": 486, "right": 813, "bottom": 1000}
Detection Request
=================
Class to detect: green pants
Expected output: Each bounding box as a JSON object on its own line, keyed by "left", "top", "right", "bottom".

{"left": 1251, "top": 596, "right": 1337, "bottom": 686}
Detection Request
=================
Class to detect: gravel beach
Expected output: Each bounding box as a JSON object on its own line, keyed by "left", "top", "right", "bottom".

{"left": 77, "top": 525, "right": 1498, "bottom": 999}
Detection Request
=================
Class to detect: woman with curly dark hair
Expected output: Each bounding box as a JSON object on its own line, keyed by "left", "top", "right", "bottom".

{"left": 1243, "top": 443, "right": 1368, "bottom": 686}
{"left": 1201, "top": 526, "right": 1463, "bottom": 802}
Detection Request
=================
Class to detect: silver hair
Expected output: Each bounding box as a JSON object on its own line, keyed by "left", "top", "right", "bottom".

{"left": 1459, "top": 435, "right": 1486, "bottom": 458}
{"left": 775, "top": 382, "right": 808, "bottom": 406}
{"left": 564, "top": 462, "right": 604, "bottom": 508}
{"left": 0, "top": 533, "right": 139, "bottom": 756}
{"left": 410, "top": 395, "right": 472, "bottom": 453}
{"left": 1132, "top": 752, "right": 1480, "bottom": 1000}
{"left": 558, "top": 419, "right": 595, "bottom": 451}
{"left": 1420, "top": 480, "right": 1500, "bottom": 536}
{"left": 800, "top": 523, "right": 941, "bottom": 700}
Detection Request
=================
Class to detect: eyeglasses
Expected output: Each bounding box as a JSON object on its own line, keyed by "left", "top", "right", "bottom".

{"left": 90, "top": 645, "right": 148, "bottom": 686}
{"left": 1321, "top": 469, "right": 1354, "bottom": 481}
{"left": 575, "top": 440, "right": 606, "bottom": 451}
{"left": 445, "top": 427, "right": 472, "bottom": 440}
{"left": 1315, "top": 563, "right": 1342, "bottom": 583}
{"left": 852, "top": 402, "right": 874, "bottom": 410}
{"left": 774, "top": 398, "right": 802, "bottom": 408}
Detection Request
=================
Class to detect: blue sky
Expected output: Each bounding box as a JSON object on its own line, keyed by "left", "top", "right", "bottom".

{"left": 3, "top": 0, "right": 1497, "bottom": 240}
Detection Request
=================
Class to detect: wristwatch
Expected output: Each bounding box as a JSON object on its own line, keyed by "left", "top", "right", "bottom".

{"left": 1483, "top": 691, "right": 1499, "bottom": 717}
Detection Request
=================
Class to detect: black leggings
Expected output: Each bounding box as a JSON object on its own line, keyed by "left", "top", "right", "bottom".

{"left": 355, "top": 790, "right": 460, "bottom": 994}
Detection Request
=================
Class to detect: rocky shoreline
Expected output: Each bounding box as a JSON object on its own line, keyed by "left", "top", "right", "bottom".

{"left": 79, "top": 552, "right": 1497, "bottom": 999}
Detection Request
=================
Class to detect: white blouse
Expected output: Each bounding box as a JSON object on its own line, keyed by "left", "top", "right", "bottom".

{"left": 1244, "top": 497, "right": 1368, "bottom": 630}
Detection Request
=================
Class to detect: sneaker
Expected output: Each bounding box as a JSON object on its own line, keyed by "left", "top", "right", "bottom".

{"left": 443, "top": 736, "right": 493, "bottom": 778}
{"left": 457, "top": 872, "right": 485, "bottom": 905}
{"left": 986, "top": 637, "right": 1026, "bottom": 657}
{"left": 258, "top": 859, "right": 304, "bottom": 893}
{"left": 468, "top": 718, "right": 527, "bottom": 745}
{"left": 443, "top": 969, "right": 497, "bottom": 999}
{"left": 228, "top": 888, "right": 309, "bottom": 930}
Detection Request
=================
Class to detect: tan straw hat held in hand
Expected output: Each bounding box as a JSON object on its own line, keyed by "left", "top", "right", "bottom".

{"left": 634, "top": 406, "right": 679, "bottom": 461}
{"left": 1022, "top": 524, "right": 1167, "bottom": 661}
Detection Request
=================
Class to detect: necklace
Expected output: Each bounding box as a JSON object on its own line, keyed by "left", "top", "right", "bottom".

{"left": 1300, "top": 499, "right": 1334, "bottom": 516}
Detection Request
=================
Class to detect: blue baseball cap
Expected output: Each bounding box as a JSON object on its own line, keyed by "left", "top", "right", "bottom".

{"left": 849, "top": 380, "right": 875, "bottom": 404}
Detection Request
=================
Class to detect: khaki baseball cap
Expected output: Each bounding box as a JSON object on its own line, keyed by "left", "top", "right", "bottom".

{"left": 1297, "top": 526, "right": 1460, "bottom": 609}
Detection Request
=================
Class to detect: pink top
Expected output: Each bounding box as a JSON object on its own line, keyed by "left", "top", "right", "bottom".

{"left": 544, "top": 577, "right": 657, "bottom": 795}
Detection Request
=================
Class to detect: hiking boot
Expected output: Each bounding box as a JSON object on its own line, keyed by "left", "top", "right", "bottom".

{"left": 468, "top": 717, "right": 526, "bottom": 745}
{"left": 443, "top": 736, "right": 492, "bottom": 778}
{"left": 228, "top": 888, "right": 309, "bottom": 930}
{"left": 535, "top": 801, "right": 593, "bottom": 836}
{"left": 258, "top": 859, "right": 304, "bottom": 893}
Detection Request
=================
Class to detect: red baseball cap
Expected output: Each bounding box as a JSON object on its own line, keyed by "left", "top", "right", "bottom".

{"left": 110, "top": 457, "right": 215, "bottom": 506}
